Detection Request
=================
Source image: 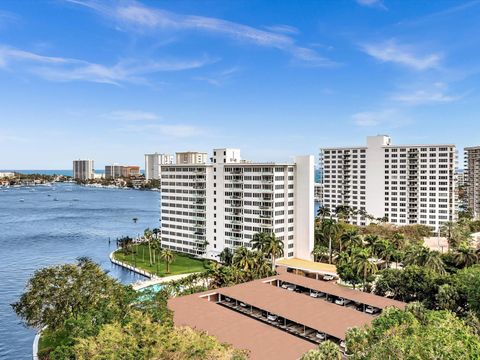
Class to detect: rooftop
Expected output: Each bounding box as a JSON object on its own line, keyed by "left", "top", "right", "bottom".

{"left": 217, "top": 277, "right": 372, "bottom": 340}
{"left": 169, "top": 290, "right": 315, "bottom": 360}
{"left": 276, "top": 258, "right": 337, "bottom": 275}
{"left": 276, "top": 272, "right": 406, "bottom": 310}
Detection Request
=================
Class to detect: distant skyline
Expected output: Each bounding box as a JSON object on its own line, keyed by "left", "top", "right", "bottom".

{"left": 1, "top": 0, "right": 480, "bottom": 169}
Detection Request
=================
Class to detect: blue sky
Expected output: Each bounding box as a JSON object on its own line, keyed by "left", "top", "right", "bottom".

{"left": 0, "top": 0, "right": 479, "bottom": 169}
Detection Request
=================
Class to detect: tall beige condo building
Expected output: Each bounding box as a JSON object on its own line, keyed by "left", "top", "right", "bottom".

{"left": 160, "top": 148, "right": 314, "bottom": 261}
{"left": 320, "top": 135, "right": 457, "bottom": 233}
{"left": 465, "top": 147, "right": 480, "bottom": 218}
{"left": 73, "top": 160, "right": 94, "bottom": 180}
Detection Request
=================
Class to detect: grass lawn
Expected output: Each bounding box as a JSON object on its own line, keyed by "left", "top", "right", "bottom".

{"left": 113, "top": 243, "right": 208, "bottom": 277}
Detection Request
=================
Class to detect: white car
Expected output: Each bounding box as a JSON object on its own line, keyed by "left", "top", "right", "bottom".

{"left": 286, "top": 285, "right": 296, "bottom": 291}
{"left": 315, "top": 332, "right": 326, "bottom": 340}
{"left": 309, "top": 291, "right": 324, "bottom": 298}
{"left": 323, "top": 275, "right": 334, "bottom": 281}
{"left": 335, "top": 298, "right": 352, "bottom": 306}
{"left": 239, "top": 302, "right": 247, "bottom": 308}
{"left": 267, "top": 314, "right": 278, "bottom": 321}
{"left": 365, "top": 306, "right": 379, "bottom": 314}
{"left": 281, "top": 283, "right": 289, "bottom": 289}
{"left": 340, "top": 341, "right": 346, "bottom": 349}
{"left": 224, "top": 297, "right": 231, "bottom": 302}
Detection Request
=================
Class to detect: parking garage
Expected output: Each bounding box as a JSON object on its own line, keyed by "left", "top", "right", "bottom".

{"left": 274, "top": 272, "right": 406, "bottom": 315}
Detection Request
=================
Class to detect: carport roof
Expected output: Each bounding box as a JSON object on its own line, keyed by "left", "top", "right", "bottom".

{"left": 218, "top": 278, "right": 372, "bottom": 340}
{"left": 277, "top": 272, "right": 406, "bottom": 310}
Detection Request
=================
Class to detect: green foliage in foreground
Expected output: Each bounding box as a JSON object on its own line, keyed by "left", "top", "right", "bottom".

{"left": 345, "top": 304, "right": 480, "bottom": 359}
{"left": 114, "top": 244, "right": 208, "bottom": 276}
{"left": 12, "top": 259, "right": 246, "bottom": 360}
{"left": 300, "top": 341, "right": 341, "bottom": 359}
{"left": 74, "top": 310, "right": 248, "bottom": 360}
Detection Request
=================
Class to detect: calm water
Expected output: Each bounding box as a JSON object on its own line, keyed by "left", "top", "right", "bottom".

{"left": 0, "top": 184, "right": 159, "bottom": 359}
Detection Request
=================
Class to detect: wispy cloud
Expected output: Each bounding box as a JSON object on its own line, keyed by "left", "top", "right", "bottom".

{"left": 356, "top": 0, "right": 387, "bottom": 10}
{"left": 392, "top": 83, "right": 461, "bottom": 105}
{"left": 0, "top": 45, "right": 213, "bottom": 85}
{"left": 66, "top": 0, "right": 335, "bottom": 67}
{"left": 117, "top": 123, "right": 203, "bottom": 138}
{"left": 105, "top": 110, "right": 160, "bottom": 121}
{"left": 194, "top": 66, "right": 240, "bottom": 86}
{"left": 361, "top": 40, "right": 441, "bottom": 70}
{"left": 264, "top": 24, "right": 300, "bottom": 35}
{"left": 352, "top": 109, "right": 410, "bottom": 127}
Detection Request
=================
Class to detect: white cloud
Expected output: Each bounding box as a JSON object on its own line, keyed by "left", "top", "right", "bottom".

{"left": 117, "top": 123, "right": 203, "bottom": 138}
{"left": 264, "top": 24, "right": 300, "bottom": 35}
{"left": 352, "top": 109, "right": 409, "bottom": 127}
{"left": 392, "top": 82, "right": 462, "bottom": 105}
{"left": 194, "top": 66, "right": 240, "bottom": 86}
{"left": 356, "top": 0, "right": 387, "bottom": 9}
{"left": 0, "top": 45, "right": 212, "bottom": 84}
{"left": 361, "top": 40, "right": 441, "bottom": 70}
{"left": 66, "top": 0, "right": 335, "bottom": 67}
{"left": 106, "top": 110, "right": 160, "bottom": 121}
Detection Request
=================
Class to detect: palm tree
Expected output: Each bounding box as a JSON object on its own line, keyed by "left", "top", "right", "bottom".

{"left": 391, "top": 232, "right": 405, "bottom": 250}
{"left": 232, "top": 246, "right": 255, "bottom": 271}
{"left": 453, "top": 245, "right": 478, "bottom": 268}
{"left": 311, "top": 244, "right": 329, "bottom": 262}
{"left": 160, "top": 249, "right": 175, "bottom": 274}
{"left": 424, "top": 250, "right": 446, "bottom": 275}
{"left": 219, "top": 247, "right": 234, "bottom": 265}
{"left": 352, "top": 248, "right": 377, "bottom": 291}
{"left": 375, "top": 239, "right": 394, "bottom": 267}
{"left": 262, "top": 233, "right": 284, "bottom": 272}
{"left": 317, "top": 206, "right": 331, "bottom": 221}
{"left": 253, "top": 251, "right": 272, "bottom": 278}
{"left": 340, "top": 230, "right": 361, "bottom": 252}
{"left": 250, "top": 232, "right": 270, "bottom": 253}
{"left": 363, "top": 234, "right": 379, "bottom": 250}
{"left": 335, "top": 205, "right": 351, "bottom": 223}
{"left": 321, "top": 218, "right": 339, "bottom": 264}
{"left": 440, "top": 221, "right": 455, "bottom": 250}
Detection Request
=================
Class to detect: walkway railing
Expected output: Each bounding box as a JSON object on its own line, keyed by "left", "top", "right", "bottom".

{"left": 109, "top": 251, "right": 158, "bottom": 279}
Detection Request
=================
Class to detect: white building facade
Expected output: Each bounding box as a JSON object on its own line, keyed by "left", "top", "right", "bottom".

{"left": 320, "top": 135, "right": 457, "bottom": 233}
{"left": 145, "top": 153, "right": 174, "bottom": 181}
{"left": 73, "top": 160, "right": 94, "bottom": 180}
{"left": 160, "top": 148, "right": 314, "bottom": 260}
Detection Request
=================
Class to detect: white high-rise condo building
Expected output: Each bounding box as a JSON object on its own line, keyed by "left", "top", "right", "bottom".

{"left": 145, "top": 153, "right": 174, "bottom": 180}
{"left": 464, "top": 147, "right": 480, "bottom": 218}
{"left": 320, "top": 135, "right": 457, "bottom": 233}
{"left": 73, "top": 160, "right": 94, "bottom": 180}
{"left": 160, "top": 148, "right": 314, "bottom": 260}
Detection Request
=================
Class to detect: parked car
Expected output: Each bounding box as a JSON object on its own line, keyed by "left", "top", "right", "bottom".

{"left": 281, "top": 283, "right": 289, "bottom": 289}
{"left": 315, "top": 332, "right": 326, "bottom": 340}
{"left": 267, "top": 314, "right": 278, "bottom": 321}
{"left": 310, "top": 291, "right": 325, "bottom": 298}
{"left": 340, "top": 341, "right": 346, "bottom": 350}
{"left": 286, "top": 285, "right": 296, "bottom": 291}
{"left": 335, "top": 298, "right": 352, "bottom": 306}
{"left": 365, "top": 306, "right": 380, "bottom": 314}
{"left": 239, "top": 302, "right": 247, "bottom": 308}
{"left": 224, "top": 297, "right": 231, "bottom": 302}
{"left": 323, "top": 274, "right": 335, "bottom": 281}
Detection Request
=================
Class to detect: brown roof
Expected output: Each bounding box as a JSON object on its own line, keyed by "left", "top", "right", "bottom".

{"left": 169, "top": 291, "right": 315, "bottom": 360}
{"left": 277, "top": 272, "right": 406, "bottom": 310}
{"left": 218, "top": 278, "right": 372, "bottom": 340}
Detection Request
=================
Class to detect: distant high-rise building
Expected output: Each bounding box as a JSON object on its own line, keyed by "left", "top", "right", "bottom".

{"left": 160, "top": 148, "right": 314, "bottom": 261}
{"left": 73, "top": 160, "right": 94, "bottom": 180}
{"left": 145, "top": 153, "right": 174, "bottom": 180}
{"left": 175, "top": 151, "right": 208, "bottom": 165}
{"left": 320, "top": 135, "right": 457, "bottom": 233}
{"left": 121, "top": 166, "right": 141, "bottom": 178}
{"left": 105, "top": 164, "right": 123, "bottom": 179}
{"left": 465, "top": 147, "right": 480, "bottom": 218}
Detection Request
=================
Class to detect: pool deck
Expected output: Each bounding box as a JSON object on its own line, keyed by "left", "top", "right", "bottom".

{"left": 132, "top": 272, "right": 198, "bottom": 290}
